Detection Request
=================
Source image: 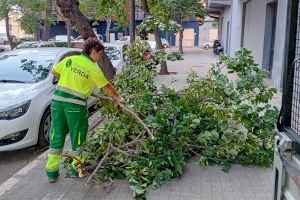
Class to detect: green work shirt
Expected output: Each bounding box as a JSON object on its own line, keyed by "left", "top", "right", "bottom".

{"left": 53, "top": 54, "right": 108, "bottom": 97}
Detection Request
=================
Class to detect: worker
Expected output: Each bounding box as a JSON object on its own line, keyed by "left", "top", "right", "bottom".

{"left": 45, "top": 37, "right": 121, "bottom": 183}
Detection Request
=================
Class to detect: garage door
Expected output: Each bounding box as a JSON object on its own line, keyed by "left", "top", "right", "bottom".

{"left": 176, "top": 28, "right": 195, "bottom": 47}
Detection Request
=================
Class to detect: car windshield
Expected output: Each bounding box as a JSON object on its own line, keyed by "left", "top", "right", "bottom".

{"left": 15, "top": 43, "right": 39, "bottom": 49}
{"left": 0, "top": 53, "right": 55, "bottom": 83}
{"left": 105, "top": 46, "right": 121, "bottom": 60}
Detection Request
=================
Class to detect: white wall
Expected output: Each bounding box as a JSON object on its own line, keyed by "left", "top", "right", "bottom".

{"left": 242, "top": 0, "right": 267, "bottom": 66}
{"left": 272, "top": 0, "right": 289, "bottom": 88}
{"left": 229, "top": 0, "right": 243, "bottom": 55}
{"left": 219, "top": 6, "right": 231, "bottom": 54}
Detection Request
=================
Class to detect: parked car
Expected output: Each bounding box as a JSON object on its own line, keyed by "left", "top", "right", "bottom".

{"left": 104, "top": 43, "right": 126, "bottom": 74}
{"left": 146, "top": 40, "right": 157, "bottom": 51}
{"left": 0, "top": 34, "right": 8, "bottom": 45}
{"left": 49, "top": 35, "right": 76, "bottom": 42}
{"left": 202, "top": 41, "right": 214, "bottom": 49}
{"left": 17, "top": 37, "right": 34, "bottom": 43}
{"left": 0, "top": 47, "right": 8, "bottom": 53}
{"left": 0, "top": 48, "right": 97, "bottom": 151}
{"left": 75, "top": 35, "right": 103, "bottom": 42}
{"left": 14, "top": 41, "right": 56, "bottom": 50}
{"left": 115, "top": 36, "right": 131, "bottom": 44}
{"left": 161, "top": 38, "right": 170, "bottom": 48}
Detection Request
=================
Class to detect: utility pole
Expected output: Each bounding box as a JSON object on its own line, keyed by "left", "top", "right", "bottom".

{"left": 130, "top": 0, "right": 135, "bottom": 43}
{"left": 67, "top": 20, "right": 71, "bottom": 47}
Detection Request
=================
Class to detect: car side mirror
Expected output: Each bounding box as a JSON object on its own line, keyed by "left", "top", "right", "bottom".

{"left": 53, "top": 77, "right": 59, "bottom": 85}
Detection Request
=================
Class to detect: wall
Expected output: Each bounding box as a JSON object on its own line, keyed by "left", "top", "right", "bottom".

{"left": 271, "top": 0, "right": 290, "bottom": 88}
{"left": 199, "top": 17, "right": 218, "bottom": 46}
{"left": 229, "top": 0, "right": 243, "bottom": 55}
{"left": 242, "top": 0, "right": 267, "bottom": 66}
{"left": 219, "top": 6, "right": 231, "bottom": 54}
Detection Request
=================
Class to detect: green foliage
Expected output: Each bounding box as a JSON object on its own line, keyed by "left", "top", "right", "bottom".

{"left": 137, "top": 16, "right": 181, "bottom": 35}
{"left": 83, "top": 45, "right": 278, "bottom": 199}
{"left": 167, "top": 51, "right": 184, "bottom": 61}
{"left": 79, "top": 0, "right": 128, "bottom": 28}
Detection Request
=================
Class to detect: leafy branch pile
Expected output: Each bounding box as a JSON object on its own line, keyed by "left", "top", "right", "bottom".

{"left": 83, "top": 41, "right": 279, "bottom": 199}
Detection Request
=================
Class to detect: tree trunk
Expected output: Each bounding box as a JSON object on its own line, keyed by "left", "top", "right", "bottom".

{"left": 56, "top": 0, "right": 115, "bottom": 81}
{"left": 141, "top": 0, "right": 169, "bottom": 75}
{"left": 154, "top": 31, "right": 169, "bottom": 75}
{"left": 5, "top": 14, "right": 14, "bottom": 49}
{"left": 179, "top": 28, "right": 184, "bottom": 53}
{"left": 129, "top": 0, "right": 135, "bottom": 44}
{"left": 42, "top": 0, "right": 53, "bottom": 41}
{"left": 105, "top": 17, "right": 111, "bottom": 43}
{"left": 141, "top": 0, "right": 150, "bottom": 16}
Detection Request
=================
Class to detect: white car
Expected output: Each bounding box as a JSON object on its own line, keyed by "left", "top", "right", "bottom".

{"left": 0, "top": 48, "right": 96, "bottom": 151}
{"left": 104, "top": 43, "right": 126, "bottom": 74}
{"left": 203, "top": 41, "right": 214, "bottom": 49}
{"left": 75, "top": 35, "right": 103, "bottom": 42}
{"left": 14, "top": 41, "right": 56, "bottom": 50}
{"left": 49, "top": 35, "right": 76, "bottom": 42}
{"left": 115, "top": 36, "right": 130, "bottom": 44}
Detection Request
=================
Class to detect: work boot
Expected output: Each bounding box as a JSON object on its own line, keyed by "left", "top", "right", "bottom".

{"left": 48, "top": 177, "right": 58, "bottom": 183}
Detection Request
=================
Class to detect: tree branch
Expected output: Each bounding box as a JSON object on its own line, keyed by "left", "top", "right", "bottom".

{"left": 92, "top": 93, "right": 154, "bottom": 139}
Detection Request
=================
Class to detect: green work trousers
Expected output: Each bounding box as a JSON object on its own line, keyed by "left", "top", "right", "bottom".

{"left": 45, "top": 100, "right": 88, "bottom": 179}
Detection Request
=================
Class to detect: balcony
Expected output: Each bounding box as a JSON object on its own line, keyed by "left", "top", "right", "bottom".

{"left": 206, "top": 0, "right": 232, "bottom": 14}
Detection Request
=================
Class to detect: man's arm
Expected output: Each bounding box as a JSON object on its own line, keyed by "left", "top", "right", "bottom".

{"left": 51, "top": 69, "right": 60, "bottom": 77}
{"left": 103, "top": 83, "right": 121, "bottom": 100}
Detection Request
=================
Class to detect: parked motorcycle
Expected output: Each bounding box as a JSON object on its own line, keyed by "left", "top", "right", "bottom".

{"left": 213, "top": 40, "right": 224, "bottom": 55}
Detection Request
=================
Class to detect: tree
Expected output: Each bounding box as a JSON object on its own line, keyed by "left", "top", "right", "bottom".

{"left": 141, "top": 0, "right": 181, "bottom": 75}
{"left": 56, "top": 0, "right": 115, "bottom": 80}
{"left": 17, "top": 0, "right": 47, "bottom": 40}
{"left": 80, "top": 0, "right": 127, "bottom": 43}
{"left": 0, "top": 0, "right": 16, "bottom": 49}
{"left": 170, "top": 0, "right": 205, "bottom": 53}
{"left": 42, "top": 0, "right": 53, "bottom": 41}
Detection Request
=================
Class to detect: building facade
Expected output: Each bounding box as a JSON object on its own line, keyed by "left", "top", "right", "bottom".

{"left": 0, "top": 10, "right": 31, "bottom": 39}
{"left": 207, "top": 0, "right": 290, "bottom": 88}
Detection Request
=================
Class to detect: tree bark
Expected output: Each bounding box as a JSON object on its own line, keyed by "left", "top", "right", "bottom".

{"left": 42, "top": 0, "right": 53, "bottom": 41}
{"left": 179, "top": 28, "right": 184, "bottom": 53}
{"left": 105, "top": 17, "right": 111, "bottom": 43}
{"left": 5, "top": 14, "right": 14, "bottom": 49}
{"left": 141, "top": 0, "right": 150, "bottom": 16}
{"left": 56, "top": 0, "right": 115, "bottom": 81}
{"left": 141, "top": 0, "right": 169, "bottom": 75}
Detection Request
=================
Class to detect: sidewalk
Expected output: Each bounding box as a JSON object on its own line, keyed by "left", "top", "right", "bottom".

{"left": 0, "top": 48, "right": 275, "bottom": 200}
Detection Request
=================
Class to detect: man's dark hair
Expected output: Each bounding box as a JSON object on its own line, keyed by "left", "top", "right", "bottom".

{"left": 83, "top": 37, "right": 104, "bottom": 55}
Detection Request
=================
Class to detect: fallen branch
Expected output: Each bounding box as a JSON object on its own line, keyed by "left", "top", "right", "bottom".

{"left": 62, "top": 153, "right": 84, "bottom": 166}
{"left": 85, "top": 144, "right": 111, "bottom": 186}
{"left": 111, "top": 146, "right": 131, "bottom": 157}
{"left": 92, "top": 93, "right": 154, "bottom": 139}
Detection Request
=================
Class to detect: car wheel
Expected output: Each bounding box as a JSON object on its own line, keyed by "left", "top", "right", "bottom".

{"left": 205, "top": 44, "right": 209, "bottom": 49}
{"left": 37, "top": 108, "right": 51, "bottom": 147}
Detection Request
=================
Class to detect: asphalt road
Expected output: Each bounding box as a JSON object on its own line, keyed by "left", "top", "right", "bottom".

{"left": 0, "top": 107, "right": 98, "bottom": 185}
{"left": 0, "top": 146, "right": 46, "bottom": 184}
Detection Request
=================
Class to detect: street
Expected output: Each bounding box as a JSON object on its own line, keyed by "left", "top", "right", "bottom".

{"left": 0, "top": 108, "right": 98, "bottom": 185}
{"left": 0, "top": 147, "right": 45, "bottom": 184}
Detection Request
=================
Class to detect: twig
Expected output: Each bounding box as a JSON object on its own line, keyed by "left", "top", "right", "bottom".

{"left": 85, "top": 145, "right": 111, "bottom": 186}
{"left": 111, "top": 146, "right": 130, "bottom": 157}
{"left": 88, "top": 116, "right": 105, "bottom": 132}
{"left": 104, "top": 177, "right": 114, "bottom": 189}
{"left": 120, "top": 132, "right": 144, "bottom": 148}
{"left": 188, "top": 148, "right": 201, "bottom": 157}
{"left": 92, "top": 93, "right": 154, "bottom": 139}
{"left": 62, "top": 153, "right": 84, "bottom": 166}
